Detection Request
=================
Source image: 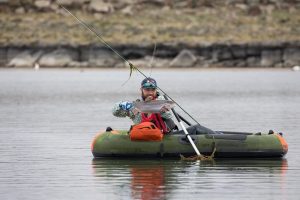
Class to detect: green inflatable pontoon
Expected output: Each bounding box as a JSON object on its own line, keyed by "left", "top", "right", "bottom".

{"left": 91, "top": 125, "right": 288, "bottom": 158}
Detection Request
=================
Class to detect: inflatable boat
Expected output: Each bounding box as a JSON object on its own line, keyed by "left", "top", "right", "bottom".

{"left": 91, "top": 124, "right": 288, "bottom": 158}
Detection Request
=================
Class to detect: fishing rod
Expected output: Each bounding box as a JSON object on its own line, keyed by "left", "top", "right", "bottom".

{"left": 60, "top": 5, "right": 201, "bottom": 125}
{"left": 149, "top": 42, "right": 157, "bottom": 77}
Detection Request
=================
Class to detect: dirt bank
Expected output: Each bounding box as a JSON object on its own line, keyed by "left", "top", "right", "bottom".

{"left": 0, "top": 0, "right": 299, "bottom": 68}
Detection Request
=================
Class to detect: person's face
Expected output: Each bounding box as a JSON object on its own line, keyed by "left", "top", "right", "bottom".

{"left": 141, "top": 88, "right": 157, "bottom": 100}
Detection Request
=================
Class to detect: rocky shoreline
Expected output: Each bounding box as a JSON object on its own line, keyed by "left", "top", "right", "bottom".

{"left": 1, "top": 0, "right": 299, "bottom": 68}
{"left": 1, "top": 42, "right": 299, "bottom": 68}
{"left": 1, "top": 0, "right": 299, "bottom": 15}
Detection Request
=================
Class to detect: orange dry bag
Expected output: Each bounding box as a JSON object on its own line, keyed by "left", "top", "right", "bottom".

{"left": 130, "top": 122, "right": 163, "bottom": 141}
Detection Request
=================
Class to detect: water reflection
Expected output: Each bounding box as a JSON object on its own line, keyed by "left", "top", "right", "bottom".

{"left": 92, "top": 159, "right": 167, "bottom": 200}
{"left": 130, "top": 165, "right": 165, "bottom": 200}
{"left": 91, "top": 158, "right": 288, "bottom": 199}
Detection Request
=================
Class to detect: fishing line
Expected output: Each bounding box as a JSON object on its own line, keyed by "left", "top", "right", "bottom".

{"left": 149, "top": 41, "right": 157, "bottom": 77}
{"left": 59, "top": 5, "right": 201, "bottom": 125}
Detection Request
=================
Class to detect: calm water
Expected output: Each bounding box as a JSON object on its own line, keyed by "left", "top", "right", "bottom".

{"left": 0, "top": 68, "right": 299, "bottom": 200}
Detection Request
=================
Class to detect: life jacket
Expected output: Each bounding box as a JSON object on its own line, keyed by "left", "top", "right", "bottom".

{"left": 141, "top": 113, "right": 169, "bottom": 134}
{"left": 129, "top": 122, "right": 163, "bottom": 141}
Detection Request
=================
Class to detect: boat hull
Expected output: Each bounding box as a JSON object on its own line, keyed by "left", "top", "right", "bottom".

{"left": 91, "top": 128, "right": 288, "bottom": 158}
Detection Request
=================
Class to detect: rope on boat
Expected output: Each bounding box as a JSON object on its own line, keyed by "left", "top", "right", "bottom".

{"left": 180, "top": 135, "right": 217, "bottom": 161}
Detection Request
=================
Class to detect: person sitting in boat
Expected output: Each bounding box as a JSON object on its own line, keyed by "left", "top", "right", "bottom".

{"left": 112, "top": 77, "right": 177, "bottom": 133}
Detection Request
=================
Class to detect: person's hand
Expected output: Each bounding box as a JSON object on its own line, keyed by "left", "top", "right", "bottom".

{"left": 119, "top": 101, "right": 133, "bottom": 111}
{"left": 160, "top": 104, "right": 171, "bottom": 113}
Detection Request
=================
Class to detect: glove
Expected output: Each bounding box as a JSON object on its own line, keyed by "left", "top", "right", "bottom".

{"left": 119, "top": 101, "right": 133, "bottom": 111}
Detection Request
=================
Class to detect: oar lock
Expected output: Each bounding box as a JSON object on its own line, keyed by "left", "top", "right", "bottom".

{"left": 268, "top": 130, "right": 283, "bottom": 136}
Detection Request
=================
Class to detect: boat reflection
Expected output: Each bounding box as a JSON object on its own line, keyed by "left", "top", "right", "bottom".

{"left": 91, "top": 158, "right": 288, "bottom": 199}
{"left": 92, "top": 159, "right": 167, "bottom": 200}
{"left": 130, "top": 165, "right": 165, "bottom": 200}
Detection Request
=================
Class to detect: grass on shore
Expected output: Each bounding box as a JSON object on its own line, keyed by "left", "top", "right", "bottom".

{"left": 0, "top": 6, "right": 299, "bottom": 46}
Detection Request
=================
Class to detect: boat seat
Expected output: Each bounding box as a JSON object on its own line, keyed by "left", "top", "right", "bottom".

{"left": 172, "top": 124, "right": 216, "bottom": 135}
